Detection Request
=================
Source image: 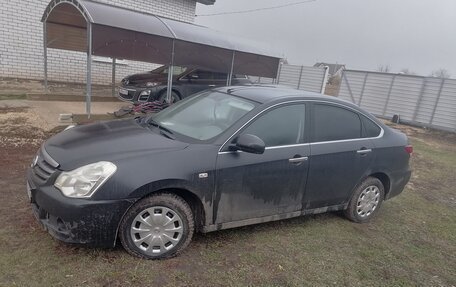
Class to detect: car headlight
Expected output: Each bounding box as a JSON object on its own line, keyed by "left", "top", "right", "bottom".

{"left": 139, "top": 90, "right": 151, "bottom": 96}
{"left": 54, "top": 161, "right": 117, "bottom": 198}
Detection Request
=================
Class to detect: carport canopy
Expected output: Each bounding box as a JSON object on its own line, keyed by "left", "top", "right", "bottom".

{"left": 42, "top": 0, "right": 283, "bottom": 115}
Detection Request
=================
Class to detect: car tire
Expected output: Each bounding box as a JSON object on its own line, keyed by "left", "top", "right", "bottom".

{"left": 344, "top": 177, "right": 385, "bottom": 223}
{"left": 119, "top": 193, "right": 194, "bottom": 259}
{"left": 157, "top": 90, "right": 180, "bottom": 104}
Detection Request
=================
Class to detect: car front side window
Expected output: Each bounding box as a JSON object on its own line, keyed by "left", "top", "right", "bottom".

{"left": 185, "top": 70, "right": 213, "bottom": 80}
{"left": 239, "top": 104, "right": 306, "bottom": 147}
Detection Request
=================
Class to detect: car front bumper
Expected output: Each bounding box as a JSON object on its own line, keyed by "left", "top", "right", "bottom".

{"left": 26, "top": 168, "right": 135, "bottom": 247}
{"left": 118, "top": 86, "right": 161, "bottom": 102}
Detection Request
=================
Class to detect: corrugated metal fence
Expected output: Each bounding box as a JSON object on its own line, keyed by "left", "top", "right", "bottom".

{"left": 249, "top": 64, "right": 329, "bottom": 94}
{"left": 338, "top": 70, "right": 456, "bottom": 132}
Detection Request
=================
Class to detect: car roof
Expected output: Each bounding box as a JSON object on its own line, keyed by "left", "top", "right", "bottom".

{"left": 215, "top": 85, "right": 355, "bottom": 106}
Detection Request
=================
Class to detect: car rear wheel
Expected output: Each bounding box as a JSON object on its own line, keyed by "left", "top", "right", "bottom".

{"left": 119, "top": 193, "right": 194, "bottom": 259}
{"left": 344, "top": 177, "right": 385, "bottom": 223}
{"left": 158, "top": 90, "right": 180, "bottom": 104}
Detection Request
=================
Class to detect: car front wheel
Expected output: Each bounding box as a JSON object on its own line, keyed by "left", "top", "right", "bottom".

{"left": 119, "top": 193, "right": 194, "bottom": 259}
{"left": 158, "top": 90, "right": 180, "bottom": 104}
{"left": 344, "top": 177, "right": 385, "bottom": 223}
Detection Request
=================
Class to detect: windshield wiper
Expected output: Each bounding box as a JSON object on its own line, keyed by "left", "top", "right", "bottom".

{"left": 148, "top": 119, "right": 176, "bottom": 140}
{"left": 159, "top": 130, "right": 175, "bottom": 140}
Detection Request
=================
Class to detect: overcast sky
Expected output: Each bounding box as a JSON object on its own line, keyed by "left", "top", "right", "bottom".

{"left": 195, "top": 0, "right": 456, "bottom": 77}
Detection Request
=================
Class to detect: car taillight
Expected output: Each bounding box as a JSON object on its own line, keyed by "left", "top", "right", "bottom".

{"left": 405, "top": 145, "right": 413, "bottom": 154}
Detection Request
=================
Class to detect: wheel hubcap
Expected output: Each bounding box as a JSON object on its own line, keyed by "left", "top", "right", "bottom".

{"left": 130, "top": 206, "right": 183, "bottom": 256}
{"left": 356, "top": 185, "right": 380, "bottom": 218}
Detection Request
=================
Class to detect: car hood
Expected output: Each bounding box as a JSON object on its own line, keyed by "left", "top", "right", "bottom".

{"left": 44, "top": 119, "right": 189, "bottom": 170}
{"left": 124, "top": 72, "right": 170, "bottom": 86}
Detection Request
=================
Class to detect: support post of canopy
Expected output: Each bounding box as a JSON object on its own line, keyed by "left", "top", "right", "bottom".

{"left": 166, "top": 40, "right": 175, "bottom": 103}
{"left": 112, "top": 58, "right": 116, "bottom": 98}
{"left": 226, "top": 51, "right": 235, "bottom": 86}
{"left": 274, "top": 62, "right": 282, "bottom": 84}
{"left": 320, "top": 66, "right": 329, "bottom": 94}
{"left": 43, "top": 22, "right": 48, "bottom": 92}
{"left": 86, "top": 22, "right": 93, "bottom": 117}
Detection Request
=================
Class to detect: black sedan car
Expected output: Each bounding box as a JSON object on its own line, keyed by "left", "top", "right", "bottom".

{"left": 118, "top": 65, "right": 251, "bottom": 103}
{"left": 26, "top": 86, "right": 412, "bottom": 259}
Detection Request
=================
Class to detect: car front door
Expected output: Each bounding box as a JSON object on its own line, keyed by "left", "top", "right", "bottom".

{"left": 214, "top": 103, "right": 310, "bottom": 224}
{"left": 303, "top": 103, "right": 375, "bottom": 209}
{"left": 181, "top": 70, "right": 215, "bottom": 95}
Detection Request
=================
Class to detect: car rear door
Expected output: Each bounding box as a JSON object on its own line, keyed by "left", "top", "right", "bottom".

{"left": 212, "top": 72, "right": 229, "bottom": 87}
{"left": 303, "top": 102, "right": 375, "bottom": 209}
{"left": 214, "top": 103, "right": 310, "bottom": 223}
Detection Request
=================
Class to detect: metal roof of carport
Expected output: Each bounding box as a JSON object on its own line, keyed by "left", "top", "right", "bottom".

{"left": 41, "top": 0, "right": 282, "bottom": 116}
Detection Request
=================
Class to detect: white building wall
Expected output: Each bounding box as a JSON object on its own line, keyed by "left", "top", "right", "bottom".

{"left": 0, "top": 0, "right": 197, "bottom": 84}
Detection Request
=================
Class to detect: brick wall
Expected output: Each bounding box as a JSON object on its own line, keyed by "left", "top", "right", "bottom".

{"left": 0, "top": 0, "right": 197, "bottom": 85}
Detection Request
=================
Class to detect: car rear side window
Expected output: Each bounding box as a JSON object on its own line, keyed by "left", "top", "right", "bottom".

{"left": 312, "top": 104, "right": 362, "bottom": 142}
{"left": 361, "top": 115, "right": 382, "bottom": 138}
{"left": 241, "top": 104, "right": 306, "bottom": 147}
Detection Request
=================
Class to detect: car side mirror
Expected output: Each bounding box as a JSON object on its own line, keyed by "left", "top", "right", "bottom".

{"left": 230, "top": 134, "right": 265, "bottom": 154}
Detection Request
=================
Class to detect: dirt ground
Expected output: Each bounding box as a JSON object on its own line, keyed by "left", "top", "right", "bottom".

{"left": 0, "top": 104, "right": 455, "bottom": 287}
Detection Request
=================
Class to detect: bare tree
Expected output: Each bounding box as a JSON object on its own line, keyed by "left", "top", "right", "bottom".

{"left": 430, "top": 69, "right": 450, "bottom": 79}
{"left": 377, "top": 64, "right": 391, "bottom": 73}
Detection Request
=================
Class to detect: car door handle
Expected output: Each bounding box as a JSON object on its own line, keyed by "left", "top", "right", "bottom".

{"left": 357, "top": 148, "right": 372, "bottom": 154}
{"left": 208, "top": 85, "right": 216, "bottom": 87}
{"left": 289, "top": 156, "right": 308, "bottom": 163}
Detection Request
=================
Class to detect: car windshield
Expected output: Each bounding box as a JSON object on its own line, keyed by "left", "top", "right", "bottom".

{"left": 150, "top": 91, "right": 257, "bottom": 141}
